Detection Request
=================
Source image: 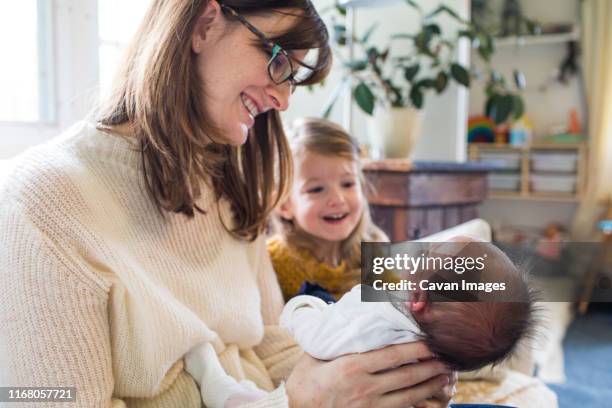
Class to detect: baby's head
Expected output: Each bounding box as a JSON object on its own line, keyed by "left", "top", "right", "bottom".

{"left": 408, "top": 238, "right": 537, "bottom": 372}
{"left": 274, "top": 118, "right": 384, "bottom": 263}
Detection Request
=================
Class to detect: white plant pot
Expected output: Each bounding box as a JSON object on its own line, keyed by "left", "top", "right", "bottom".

{"left": 366, "top": 107, "right": 423, "bottom": 159}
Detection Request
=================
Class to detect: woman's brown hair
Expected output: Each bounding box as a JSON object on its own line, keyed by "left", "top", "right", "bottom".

{"left": 273, "top": 117, "right": 388, "bottom": 269}
{"left": 95, "top": 0, "right": 331, "bottom": 240}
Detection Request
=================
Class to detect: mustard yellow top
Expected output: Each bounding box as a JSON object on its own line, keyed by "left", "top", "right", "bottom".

{"left": 267, "top": 237, "right": 361, "bottom": 301}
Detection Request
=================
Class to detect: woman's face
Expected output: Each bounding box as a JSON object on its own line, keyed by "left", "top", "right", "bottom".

{"left": 192, "top": 2, "right": 307, "bottom": 145}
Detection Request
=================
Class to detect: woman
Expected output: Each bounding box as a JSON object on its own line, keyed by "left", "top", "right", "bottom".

{"left": 0, "top": 1, "right": 455, "bottom": 406}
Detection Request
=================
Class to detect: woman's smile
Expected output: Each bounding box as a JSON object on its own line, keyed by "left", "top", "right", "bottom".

{"left": 240, "top": 92, "right": 261, "bottom": 128}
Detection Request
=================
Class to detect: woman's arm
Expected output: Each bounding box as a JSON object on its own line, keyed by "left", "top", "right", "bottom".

{"left": 252, "top": 235, "right": 303, "bottom": 385}
{"left": 0, "top": 205, "right": 120, "bottom": 407}
{"left": 253, "top": 235, "right": 286, "bottom": 325}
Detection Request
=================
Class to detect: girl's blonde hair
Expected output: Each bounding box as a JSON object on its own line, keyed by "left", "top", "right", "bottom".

{"left": 275, "top": 117, "right": 388, "bottom": 268}
{"left": 95, "top": 0, "right": 331, "bottom": 241}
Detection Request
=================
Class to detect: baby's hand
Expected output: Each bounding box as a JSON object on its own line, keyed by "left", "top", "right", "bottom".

{"left": 224, "top": 380, "right": 268, "bottom": 408}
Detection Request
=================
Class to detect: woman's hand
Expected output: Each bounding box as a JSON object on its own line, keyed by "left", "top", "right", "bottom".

{"left": 414, "top": 371, "right": 458, "bottom": 408}
{"left": 286, "top": 341, "right": 453, "bottom": 408}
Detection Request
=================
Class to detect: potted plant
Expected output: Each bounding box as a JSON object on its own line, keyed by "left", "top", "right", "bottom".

{"left": 322, "top": 1, "right": 526, "bottom": 158}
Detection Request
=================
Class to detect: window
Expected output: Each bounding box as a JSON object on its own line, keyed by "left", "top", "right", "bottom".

{"left": 0, "top": 0, "right": 54, "bottom": 123}
{"left": 98, "top": 0, "right": 151, "bottom": 95}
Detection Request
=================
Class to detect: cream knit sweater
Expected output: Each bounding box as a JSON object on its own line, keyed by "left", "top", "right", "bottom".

{"left": 0, "top": 122, "right": 302, "bottom": 407}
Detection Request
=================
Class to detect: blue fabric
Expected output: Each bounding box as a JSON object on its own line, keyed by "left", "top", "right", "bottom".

{"left": 450, "top": 405, "right": 515, "bottom": 408}
{"left": 548, "top": 307, "right": 612, "bottom": 408}
{"left": 296, "top": 281, "right": 336, "bottom": 304}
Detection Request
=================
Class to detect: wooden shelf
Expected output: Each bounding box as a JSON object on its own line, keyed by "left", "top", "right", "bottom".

{"left": 488, "top": 192, "right": 580, "bottom": 203}
{"left": 469, "top": 143, "right": 587, "bottom": 202}
{"left": 469, "top": 142, "right": 584, "bottom": 150}
{"left": 338, "top": 0, "right": 403, "bottom": 8}
{"left": 494, "top": 30, "right": 580, "bottom": 48}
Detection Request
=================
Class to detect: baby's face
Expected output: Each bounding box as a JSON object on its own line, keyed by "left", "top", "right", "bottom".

{"left": 280, "top": 151, "right": 364, "bottom": 243}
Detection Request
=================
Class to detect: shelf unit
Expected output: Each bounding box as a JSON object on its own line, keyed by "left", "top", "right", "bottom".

{"left": 468, "top": 143, "right": 587, "bottom": 201}
{"left": 494, "top": 29, "right": 580, "bottom": 48}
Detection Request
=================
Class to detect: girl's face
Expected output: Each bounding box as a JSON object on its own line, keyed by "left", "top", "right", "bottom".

{"left": 192, "top": 1, "right": 306, "bottom": 145}
{"left": 281, "top": 151, "right": 364, "bottom": 244}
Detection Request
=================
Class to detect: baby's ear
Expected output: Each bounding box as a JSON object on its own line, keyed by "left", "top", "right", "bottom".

{"left": 278, "top": 200, "right": 294, "bottom": 221}
{"left": 407, "top": 289, "right": 427, "bottom": 313}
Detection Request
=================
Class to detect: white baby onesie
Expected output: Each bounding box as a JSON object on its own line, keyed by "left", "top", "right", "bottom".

{"left": 184, "top": 342, "right": 267, "bottom": 408}
{"left": 279, "top": 284, "right": 422, "bottom": 360}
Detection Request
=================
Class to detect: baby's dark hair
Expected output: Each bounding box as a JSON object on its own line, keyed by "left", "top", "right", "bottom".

{"left": 414, "top": 242, "right": 538, "bottom": 372}
{"left": 418, "top": 299, "right": 536, "bottom": 371}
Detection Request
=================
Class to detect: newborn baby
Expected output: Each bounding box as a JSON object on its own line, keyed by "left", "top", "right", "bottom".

{"left": 280, "top": 239, "right": 536, "bottom": 372}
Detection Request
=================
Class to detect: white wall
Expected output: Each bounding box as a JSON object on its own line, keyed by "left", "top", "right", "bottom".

{"left": 282, "top": 0, "right": 471, "bottom": 162}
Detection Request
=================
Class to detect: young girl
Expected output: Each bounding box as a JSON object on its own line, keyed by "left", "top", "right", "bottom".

{"left": 268, "top": 117, "right": 388, "bottom": 301}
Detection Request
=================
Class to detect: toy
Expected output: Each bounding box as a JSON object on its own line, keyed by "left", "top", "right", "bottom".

{"left": 468, "top": 115, "right": 496, "bottom": 143}
{"left": 509, "top": 115, "right": 533, "bottom": 146}
{"left": 536, "top": 223, "right": 566, "bottom": 261}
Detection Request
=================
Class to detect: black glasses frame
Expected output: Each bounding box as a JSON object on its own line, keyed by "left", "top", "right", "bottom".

{"left": 219, "top": 4, "right": 315, "bottom": 87}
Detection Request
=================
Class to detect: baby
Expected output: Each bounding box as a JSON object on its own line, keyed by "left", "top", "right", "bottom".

{"left": 280, "top": 239, "right": 537, "bottom": 372}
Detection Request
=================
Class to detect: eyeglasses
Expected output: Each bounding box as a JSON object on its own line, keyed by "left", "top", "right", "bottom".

{"left": 220, "top": 4, "right": 315, "bottom": 88}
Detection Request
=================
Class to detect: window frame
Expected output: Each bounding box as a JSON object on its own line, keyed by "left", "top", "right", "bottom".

{"left": 0, "top": 0, "right": 100, "bottom": 159}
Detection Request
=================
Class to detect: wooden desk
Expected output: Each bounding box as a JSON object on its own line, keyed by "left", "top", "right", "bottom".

{"left": 363, "top": 160, "right": 492, "bottom": 242}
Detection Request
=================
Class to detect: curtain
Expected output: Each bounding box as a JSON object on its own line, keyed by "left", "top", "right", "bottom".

{"left": 571, "top": 0, "right": 612, "bottom": 240}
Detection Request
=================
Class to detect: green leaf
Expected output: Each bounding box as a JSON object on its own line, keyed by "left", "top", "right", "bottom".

{"left": 343, "top": 60, "right": 368, "bottom": 71}
{"left": 487, "top": 94, "right": 514, "bottom": 124}
{"left": 333, "top": 24, "right": 347, "bottom": 46}
{"left": 450, "top": 63, "right": 470, "bottom": 87}
{"left": 404, "top": 0, "right": 421, "bottom": 10}
{"left": 458, "top": 29, "right": 474, "bottom": 40}
{"left": 512, "top": 94, "right": 525, "bottom": 119}
{"left": 427, "top": 5, "right": 444, "bottom": 18}
{"left": 427, "top": 5, "right": 463, "bottom": 22}
{"left": 361, "top": 23, "right": 379, "bottom": 44}
{"left": 485, "top": 94, "right": 499, "bottom": 118}
{"left": 513, "top": 70, "right": 526, "bottom": 90}
{"left": 485, "top": 82, "right": 496, "bottom": 97}
{"left": 435, "top": 71, "right": 448, "bottom": 93}
{"left": 414, "top": 31, "right": 435, "bottom": 57}
{"left": 404, "top": 64, "right": 420, "bottom": 82}
{"left": 385, "top": 79, "right": 404, "bottom": 106}
{"left": 477, "top": 34, "right": 494, "bottom": 62}
{"left": 424, "top": 23, "right": 441, "bottom": 35}
{"left": 410, "top": 86, "right": 424, "bottom": 109}
{"left": 354, "top": 82, "right": 375, "bottom": 115}
{"left": 380, "top": 48, "right": 390, "bottom": 62}
{"left": 416, "top": 78, "right": 437, "bottom": 89}
{"left": 367, "top": 47, "right": 379, "bottom": 63}
{"left": 336, "top": 5, "right": 347, "bottom": 16}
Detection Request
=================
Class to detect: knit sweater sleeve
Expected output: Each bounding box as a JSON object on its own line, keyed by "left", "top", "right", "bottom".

{"left": 252, "top": 236, "right": 303, "bottom": 387}
{"left": 0, "top": 203, "right": 121, "bottom": 407}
